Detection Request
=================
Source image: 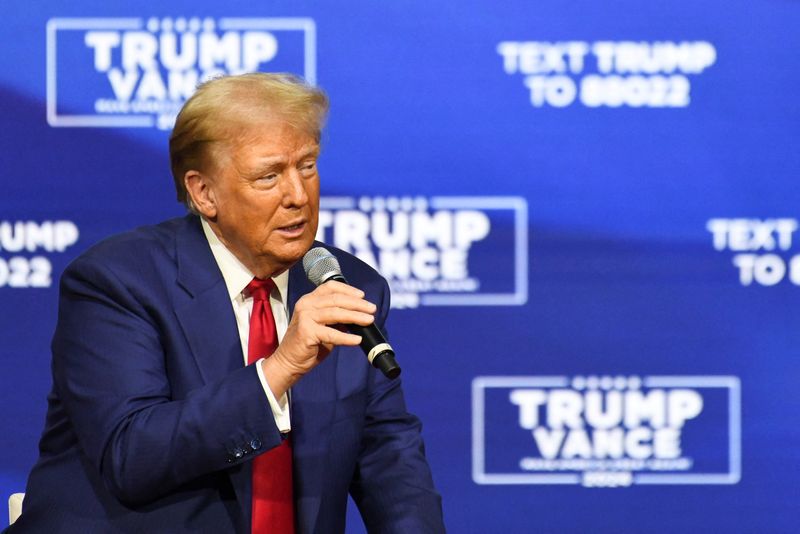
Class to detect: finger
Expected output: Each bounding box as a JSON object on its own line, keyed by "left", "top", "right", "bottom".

{"left": 312, "top": 308, "right": 376, "bottom": 327}
{"left": 318, "top": 326, "right": 362, "bottom": 346}
{"left": 313, "top": 280, "right": 365, "bottom": 298}
{"left": 299, "top": 291, "right": 376, "bottom": 314}
{"left": 316, "top": 293, "right": 377, "bottom": 314}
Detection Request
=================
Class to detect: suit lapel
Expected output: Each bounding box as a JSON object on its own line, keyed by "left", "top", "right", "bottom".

{"left": 173, "top": 215, "right": 243, "bottom": 385}
{"left": 172, "top": 215, "right": 253, "bottom": 526}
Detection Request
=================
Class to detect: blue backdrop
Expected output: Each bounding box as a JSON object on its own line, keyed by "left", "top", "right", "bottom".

{"left": 1, "top": 1, "right": 798, "bottom": 532}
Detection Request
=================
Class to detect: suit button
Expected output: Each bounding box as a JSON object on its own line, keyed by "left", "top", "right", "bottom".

{"left": 250, "top": 439, "right": 262, "bottom": 451}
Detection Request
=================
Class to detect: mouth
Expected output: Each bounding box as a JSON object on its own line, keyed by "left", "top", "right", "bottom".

{"left": 276, "top": 220, "right": 307, "bottom": 237}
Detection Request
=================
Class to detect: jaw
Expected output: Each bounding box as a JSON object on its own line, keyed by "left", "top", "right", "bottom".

{"left": 250, "top": 229, "right": 316, "bottom": 278}
{"left": 207, "top": 204, "right": 319, "bottom": 278}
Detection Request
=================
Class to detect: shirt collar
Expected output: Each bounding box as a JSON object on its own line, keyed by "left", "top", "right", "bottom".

{"left": 201, "top": 218, "right": 289, "bottom": 303}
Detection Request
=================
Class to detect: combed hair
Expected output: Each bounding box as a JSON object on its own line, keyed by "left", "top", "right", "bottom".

{"left": 169, "top": 72, "right": 329, "bottom": 213}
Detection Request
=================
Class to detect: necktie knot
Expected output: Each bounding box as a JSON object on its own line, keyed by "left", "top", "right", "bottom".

{"left": 246, "top": 278, "right": 276, "bottom": 302}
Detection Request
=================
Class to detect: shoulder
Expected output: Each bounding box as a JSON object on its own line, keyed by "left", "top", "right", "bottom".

{"left": 69, "top": 216, "right": 190, "bottom": 273}
{"left": 61, "top": 216, "right": 198, "bottom": 299}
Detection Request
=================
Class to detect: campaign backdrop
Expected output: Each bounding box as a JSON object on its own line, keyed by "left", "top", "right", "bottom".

{"left": 1, "top": 1, "right": 798, "bottom": 532}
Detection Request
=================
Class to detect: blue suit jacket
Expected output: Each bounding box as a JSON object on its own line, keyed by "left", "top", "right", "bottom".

{"left": 11, "top": 215, "right": 444, "bottom": 533}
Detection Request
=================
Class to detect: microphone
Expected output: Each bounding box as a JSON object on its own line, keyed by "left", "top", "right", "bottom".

{"left": 303, "top": 247, "right": 401, "bottom": 379}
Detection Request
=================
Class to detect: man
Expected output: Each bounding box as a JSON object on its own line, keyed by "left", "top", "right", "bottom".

{"left": 11, "top": 73, "right": 444, "bottom": 533}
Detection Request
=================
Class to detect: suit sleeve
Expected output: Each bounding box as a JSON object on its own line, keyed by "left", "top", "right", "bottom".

{"left": 348, "top": 278, "right": 446, "bottom": 533}
{"left": 51, "top": 255, "right": 282, "bottom": 506}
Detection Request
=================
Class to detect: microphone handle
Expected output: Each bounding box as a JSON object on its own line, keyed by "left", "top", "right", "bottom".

{"left": 326, "top": 275, "right": 401, "bottom": 379}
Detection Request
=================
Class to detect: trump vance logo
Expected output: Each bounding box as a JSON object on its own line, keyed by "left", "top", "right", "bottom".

{"left": 472, "top": 375, "right": 741, "bottom": 487}
{"left": 318, "top": 196, "right": 528, "bottom": 309}
{"left": 46, "top": 17, "right": 316, "bottom": 130}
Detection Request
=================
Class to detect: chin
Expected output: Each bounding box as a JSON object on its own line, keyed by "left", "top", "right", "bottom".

{"left": 275, "top": 239, "right": 313, "bottom": 268}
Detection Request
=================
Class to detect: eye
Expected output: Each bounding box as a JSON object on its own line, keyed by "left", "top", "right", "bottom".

{"left": 258, "top": 173, "right": 279, "bottom": 182}
{"left": 299, "top": 160, "right": 317, "bottom": 175}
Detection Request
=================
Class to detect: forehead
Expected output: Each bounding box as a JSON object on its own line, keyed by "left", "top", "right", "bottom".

{"left": 220, "top": 112, "right": 318, "bottom": 158}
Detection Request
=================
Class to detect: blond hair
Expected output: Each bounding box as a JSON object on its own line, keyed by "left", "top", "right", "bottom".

{"left": 169, "top": 72, "right": 329, "bottom": 212}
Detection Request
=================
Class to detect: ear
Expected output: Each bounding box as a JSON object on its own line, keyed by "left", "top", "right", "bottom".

{"left": 184, "top": 170, "right": 218, "bottom": 219}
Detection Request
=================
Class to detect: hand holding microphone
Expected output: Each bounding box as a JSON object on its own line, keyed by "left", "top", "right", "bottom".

{"left": 303, "top": 247, "right": 401, "bottom": 379}
{"left": 263, "top": 247, "right": 400, "bottom": 397}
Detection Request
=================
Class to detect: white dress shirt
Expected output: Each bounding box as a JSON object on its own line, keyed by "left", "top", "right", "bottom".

{"left": 201, "top": 218, "right": 292, "bottom": 433}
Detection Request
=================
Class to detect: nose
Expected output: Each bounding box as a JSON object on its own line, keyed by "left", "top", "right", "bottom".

{"left": 281, "top": 168, "right": 310, "bottom": 208}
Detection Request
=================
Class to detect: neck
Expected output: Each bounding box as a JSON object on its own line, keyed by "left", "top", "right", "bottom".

{"left": 205, "top": 218, "right": 290, "bottom": 279}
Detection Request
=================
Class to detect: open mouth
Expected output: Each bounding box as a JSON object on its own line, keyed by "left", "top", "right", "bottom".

{"left": 278, "top": 221, "right": 306, "bottom": 234}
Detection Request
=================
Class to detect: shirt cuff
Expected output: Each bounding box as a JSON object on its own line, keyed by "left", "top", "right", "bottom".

{"left": 254, "top": 357, "right": 292, "bottom": 433}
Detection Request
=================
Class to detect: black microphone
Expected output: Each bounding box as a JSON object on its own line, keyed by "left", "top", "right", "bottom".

{"left": 302, "top": 247, "right": 401, "bottom": 379}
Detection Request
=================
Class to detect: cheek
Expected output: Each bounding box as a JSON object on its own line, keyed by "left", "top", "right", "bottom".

{"left": 306, "top": 175, "right": 321, "bottom": 194}
{"left": 307, "top": 194, "right": 320, "bottom": 229}
{"left": 303, "top": 177, "right": 320, "bottom": 208}
{"left": 308, "top": 210, "right": 319, "bottom": 232}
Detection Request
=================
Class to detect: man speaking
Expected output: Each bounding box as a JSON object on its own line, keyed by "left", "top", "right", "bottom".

{"left": 11, "top": 73, "right": 444, "bottom": 533}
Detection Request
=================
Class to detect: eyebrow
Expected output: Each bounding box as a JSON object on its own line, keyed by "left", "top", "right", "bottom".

{"left": 296, "top": 145, "right": 320, "bottom": 160}
{"left": 255, "top": 145, "right": 320, "bottom": 166}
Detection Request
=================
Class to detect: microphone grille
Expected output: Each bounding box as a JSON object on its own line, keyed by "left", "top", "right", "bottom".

{"left": 303, "top": 247, "right": 343, "bottom": 286}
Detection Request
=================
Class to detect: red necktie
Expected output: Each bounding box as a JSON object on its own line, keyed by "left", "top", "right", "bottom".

{"left": 246, "top": 278, "right": 295, "bottom": 534}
